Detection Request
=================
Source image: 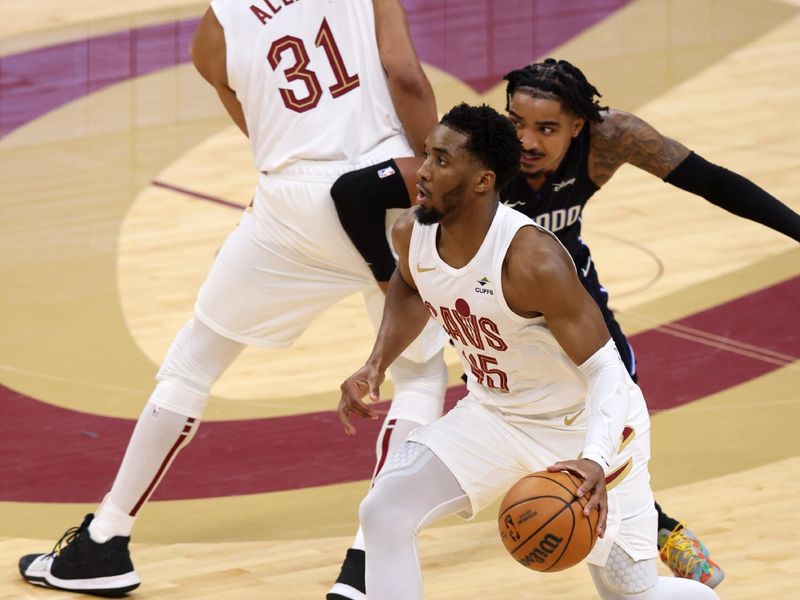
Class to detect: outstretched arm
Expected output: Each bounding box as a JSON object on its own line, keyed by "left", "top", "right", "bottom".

{"left": 591, "top": 110, "right": 800, "bottom": 241}
{"left": 664, "top": 152, "right": 800, "bottom": 241}
{"left": 338, "top": 210, "right": 433, "bottom": 432}
{"left": 190, "top": 8, "right": 247, "bottom": 136}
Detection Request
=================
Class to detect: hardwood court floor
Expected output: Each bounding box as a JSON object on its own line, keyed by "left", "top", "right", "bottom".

{"left": 1, "top": 0, "right": 799, "bottom": 598}
{"left": 1, "top": 456, "right": 797, "bottom": 599}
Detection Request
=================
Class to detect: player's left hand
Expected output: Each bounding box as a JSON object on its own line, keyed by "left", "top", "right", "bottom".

{"left": 547, "top": 458, "right": 607, "bottom": 538}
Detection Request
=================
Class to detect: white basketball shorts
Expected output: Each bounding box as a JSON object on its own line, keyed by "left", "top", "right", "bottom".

{"left": 408, "top": 382, "right": 657, "bottom": 567}
{"left": 194, "top": 135, "right": 447, "bottom": 363}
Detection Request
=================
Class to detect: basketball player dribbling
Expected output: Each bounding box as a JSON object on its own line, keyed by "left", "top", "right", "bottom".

{"left": 328, "top": 58, "right": 800, "bottom": 597}
{"left": 18, "top": 1, "right": 451, "bottom": 595}
{"left": 337, "top": 102, "right": 721, "bottom": 600}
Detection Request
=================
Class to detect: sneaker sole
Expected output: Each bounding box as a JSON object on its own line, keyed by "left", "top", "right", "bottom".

{"left": 327, "top": 582, "right": 366, "bottom": 600}
{"left": 22, "top": 571, "right": 141, "bottom": 598}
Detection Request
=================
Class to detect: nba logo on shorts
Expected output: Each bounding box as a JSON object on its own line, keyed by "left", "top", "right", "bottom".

{"left": 377, "top": 166, "right": 396, "bottom": 178}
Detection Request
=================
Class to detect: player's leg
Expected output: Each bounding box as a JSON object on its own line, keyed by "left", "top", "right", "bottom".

{"left": 580, "top": 261, "right": 723, "bottom": 587}
{"left": 329, "top": 288, "right": 448, "bottom": 599}
{"left": 328, "top": 415, "right": 424, "bottom": 600}
{"left": 588, "top": 545, "right": 719, "bottom": 599}
{"left": 358, "top": 441, "right": 468, "bottom": 600}
{"left": 329, "top": 375, "right": 447, "bottom": 599}
{"left": 361, "top": 395, "right": 541, "bottom": 599}
{"left": 19, "top": 317, "right": 245, "bottom": 595}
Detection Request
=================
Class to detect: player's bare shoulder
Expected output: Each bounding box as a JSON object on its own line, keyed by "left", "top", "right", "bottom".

{"left": 503, "top": 225, "right": 577, "bottom": 318}
{"left": 589, "top": 108, "right": 689, "bottom": 183}
{"left": 390, "top": 207, "right": 418, "bottom": 260}
{"left": 587, "top": 109, "right": 631, "bottom": 185}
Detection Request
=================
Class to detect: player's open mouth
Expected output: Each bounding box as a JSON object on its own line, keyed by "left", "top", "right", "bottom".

{"left": 521, "top": 153, "right": 543, "bottom": 167}
{"left": 415, "top": 184, "right": 430, "bottom": 205}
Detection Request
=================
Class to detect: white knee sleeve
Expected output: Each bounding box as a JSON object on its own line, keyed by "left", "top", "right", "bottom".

{"left": 592, "top": 544, "right": 658, "bottom": 596}
{"left": 351, "top": 419, "right": 428, "bottom": 551}
{"left": 359, "top": 443, "right": 469, "bottom": 600}
{"left": 588, "top": 545, "right": 720, "bottom": 599}
{"left": 371, "top": 418, "right": 420, "bottom": 479}
{"left": 386, "top": 350, "right": 448, "bottom": 425}
{"left": 150, "top": 318, "right": 245, "bottom": 418}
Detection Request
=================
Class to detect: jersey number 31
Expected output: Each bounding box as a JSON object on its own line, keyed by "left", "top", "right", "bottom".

{"left": 268, "top": 18, "right": 360, "bottom": 113}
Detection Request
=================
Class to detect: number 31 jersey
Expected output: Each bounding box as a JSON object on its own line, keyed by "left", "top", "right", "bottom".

{"left": 408, "top": 204, "right": 587, "bottom": 417}
{"left": 211, "top": 0, "right": 406, "bottom": 173}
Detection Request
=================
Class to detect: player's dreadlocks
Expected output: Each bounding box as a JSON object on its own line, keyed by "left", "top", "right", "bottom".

{"left": 504, "top": 58, "right": 607, "bottom": 123}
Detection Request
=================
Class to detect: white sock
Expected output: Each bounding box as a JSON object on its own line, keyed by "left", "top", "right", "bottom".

{"left": 89, "top": 402, "right": 199, "bottom": 542}
{"left": 89, "top": 495, "right": 136, "bottom": 543}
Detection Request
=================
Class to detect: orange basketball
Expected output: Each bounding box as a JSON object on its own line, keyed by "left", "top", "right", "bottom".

{"left": 498, "top": 470, "right": 599, "bottom": 572}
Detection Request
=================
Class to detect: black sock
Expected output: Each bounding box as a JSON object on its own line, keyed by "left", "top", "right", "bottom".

{"left": 329, "top": 548, "right": 366, "bottom": 596}
{"left": 655, "top": 501, "right": 681, "bottom": 535}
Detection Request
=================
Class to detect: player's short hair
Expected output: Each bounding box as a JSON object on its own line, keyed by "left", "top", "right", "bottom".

{"left": 504, "top": 58, "right": 607, "bottom": 123}
{"left": 439, "top": 103, "right": 521, "bottom": 189}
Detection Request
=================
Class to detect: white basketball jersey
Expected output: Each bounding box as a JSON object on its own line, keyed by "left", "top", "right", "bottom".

{"left": 409, "top": 204, "right": 587, "bottom": 416}
{"left": 210, "top": 0, "right": 406, "bottom": 172}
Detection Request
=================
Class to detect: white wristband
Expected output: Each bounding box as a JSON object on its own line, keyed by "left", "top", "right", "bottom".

{"left": 579, "top": 339, "right": 631, "bottom": 469}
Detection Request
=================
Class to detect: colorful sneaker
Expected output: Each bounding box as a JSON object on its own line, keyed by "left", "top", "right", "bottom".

{"left": 19, "top": 514, "right": 140, "bottom": 597}
{"left": 327, "top": 548, "right": 366, "bottom": 600}
{"left": 658, "top": 524, "right": 724, "bottom": 588}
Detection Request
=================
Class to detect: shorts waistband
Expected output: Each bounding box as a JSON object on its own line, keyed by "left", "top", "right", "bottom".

{"left": 262, "top": 135, "right": 413, "bottom": 180}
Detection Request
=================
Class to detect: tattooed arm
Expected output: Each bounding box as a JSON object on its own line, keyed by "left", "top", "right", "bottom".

{"left": 587, "top": 109, "right": 800, "bottom": 240}
{"left": 587, "top": 109, "right": 689, "bottom": 186}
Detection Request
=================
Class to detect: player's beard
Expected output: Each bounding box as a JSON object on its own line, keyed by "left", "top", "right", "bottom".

{"left": 520, "top": 158, "right": 547, "bottom": 180}
{"left": 414, "top": 182, "right": 465, "bottom": 225}
{"left": 520, "top": 150, "right": 548, "bottom": 180}
{"left": 415, "top": 203, "right": 443, "bottom": 225}
{"left": 522, "top": 166, "right": 547, "bottom": 180}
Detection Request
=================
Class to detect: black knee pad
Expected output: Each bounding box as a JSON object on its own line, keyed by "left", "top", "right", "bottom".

{"left": 331, "top": 159, "right": 411, "bottom": 282}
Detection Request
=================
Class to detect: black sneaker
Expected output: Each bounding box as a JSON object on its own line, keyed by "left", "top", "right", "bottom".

{"left": 19, "top": 514, "right": 140, "bottom": 597}
{"left": 326, "top": 548, "right": 365, "bottom": 600}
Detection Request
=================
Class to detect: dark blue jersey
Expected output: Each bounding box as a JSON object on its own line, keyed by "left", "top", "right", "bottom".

{"left": 500, "top": 125, "right": 638, "bottom": 379}
{"left": 500, "top": 123, "right": 597, "bottom": 273}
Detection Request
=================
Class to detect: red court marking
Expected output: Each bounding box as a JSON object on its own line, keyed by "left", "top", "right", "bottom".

{"left": 1, "top": 276, "right": 796, "bottom": 502}
{"left": 0, "top": 1, "right": 631, "bottom": 137}
{"left": 633, "top": 276, "right": 799, "bottom": 410}
{"left": 0, "top": 0, "right": 637, "bottom": 504}
{"left": 403, "top": 0, "right": 631, "bottom": 93}
{"left": 152, "top": 181, "right": 248, "bottom": 210}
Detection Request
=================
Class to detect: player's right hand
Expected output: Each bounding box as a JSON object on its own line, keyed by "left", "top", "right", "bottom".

{"left": 546, "top": 458, "right": 608, "bottom": 538}
{"left": 338, "top": 364, "right": 384, "bottom": 435}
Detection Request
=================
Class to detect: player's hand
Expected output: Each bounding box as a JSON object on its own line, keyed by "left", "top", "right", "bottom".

{"left": 547, "top": 458, "right": 607, "bottom": 538}
{"left": 338, "top": 364, "right": 385, "bottom": 435}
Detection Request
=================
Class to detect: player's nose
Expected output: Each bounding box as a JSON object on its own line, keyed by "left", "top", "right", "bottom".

{"left": 520, "top": 130, "right": 541, "bottom": 152}
{"left": 417, "top": 158, "right": 432, "bottom": 181}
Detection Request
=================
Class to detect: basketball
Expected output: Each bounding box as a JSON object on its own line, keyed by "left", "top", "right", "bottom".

{"left": 498, "top": 470, "right": 599, "bottom": 572}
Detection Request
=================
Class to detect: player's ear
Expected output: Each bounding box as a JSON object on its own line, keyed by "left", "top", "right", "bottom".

{"left": 475, "top": 169, "right": 496, "bottom": 193}
{"left": 571, "top": 116, "right": 585, "bottom": 138}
